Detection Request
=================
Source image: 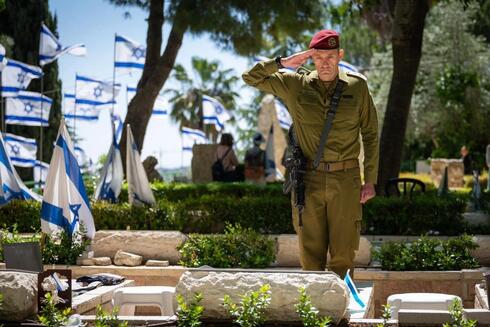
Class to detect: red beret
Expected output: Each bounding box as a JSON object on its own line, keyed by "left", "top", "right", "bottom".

{"left": 309, "top": 30, "right": 340, "bottom": 50}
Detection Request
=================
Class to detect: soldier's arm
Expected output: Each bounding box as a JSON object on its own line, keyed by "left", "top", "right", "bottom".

{"left": 360, "top": 83, "right": 379, "bottom": 185}
{"left": 242, "top": 59, "right": 298, "bottom": 100}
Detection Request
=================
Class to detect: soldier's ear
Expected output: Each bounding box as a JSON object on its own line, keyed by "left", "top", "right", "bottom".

{"left": 339, "top": 49, "right": 345, "bottom": 60}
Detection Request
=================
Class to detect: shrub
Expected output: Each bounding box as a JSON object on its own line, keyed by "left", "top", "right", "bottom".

{"left": 363, "top": 193, "right": 468, "bottom": 235}
{"left": 295, "top": 287, "right": 332, "bottom": 327}
{"left": 223, "top": 284, "right": 272, "bottom": 327}
{"left": 176, "top": 293, "right": 204, "bottom": 327}
{"left": 178, "top": 224, "right": 276, "bottom": 268}
{"left": 42, "top": 228, "right": 91, "bottom": 265}
{"left": 373, "top": 235, "right": 480, "bottom": 271}
{"left": 443, "top": 298, "right": 476, "bottom": 327}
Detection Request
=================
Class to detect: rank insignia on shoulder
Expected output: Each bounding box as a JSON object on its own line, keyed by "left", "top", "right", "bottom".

{"left": 346, "top": 70, "right": 367, "bottom": 81}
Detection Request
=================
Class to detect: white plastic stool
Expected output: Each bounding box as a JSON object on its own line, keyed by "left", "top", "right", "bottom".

{"left": 387, "top": 293, "right": 461, "bottom": 319}
{"left": 112, "top": 286, "right": 175, "bottom": 316}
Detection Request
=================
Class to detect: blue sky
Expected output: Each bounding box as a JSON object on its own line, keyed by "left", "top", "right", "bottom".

{"left": 50, "top": 0, "right": 252, "bottom": 169}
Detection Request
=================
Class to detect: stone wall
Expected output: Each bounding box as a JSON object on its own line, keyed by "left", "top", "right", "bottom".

{"left": 430, "top": 159, "right": 464, "bottom": 188}
{"left": 191, "top": 144, "right": 219, "bottom": 183}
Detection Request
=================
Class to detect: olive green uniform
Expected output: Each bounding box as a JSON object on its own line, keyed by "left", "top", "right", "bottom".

{"left": 242, "top": 59, "right": 379, "bottom": 278}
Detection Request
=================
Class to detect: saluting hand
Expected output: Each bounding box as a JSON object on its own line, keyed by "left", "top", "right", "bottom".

{"left": 360, "top": 183, "right": 376, "bottom": 204}
{"left": 280, "top": 49, "right": 315, "bottom": 69}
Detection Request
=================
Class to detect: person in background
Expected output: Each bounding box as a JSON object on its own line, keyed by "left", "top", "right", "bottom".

{"left": 460, "top": 145, "right": 473, "bottom": 175}
{"left": 215, "top": 133, "right": 240, "bottom": 182}
{"left": 244, "top": 132, "right": 266, "bottom": 184}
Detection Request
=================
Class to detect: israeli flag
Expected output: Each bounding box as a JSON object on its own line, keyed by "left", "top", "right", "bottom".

{"left": 274, "top": 99, "right": 292, "bottom": 130}
{"left": 265, "top": 126, "right": 276, "bottom": 178}
{"left": 344, "top": 269, "right": 366, "bottom": 309}
{"left": 202, "top": 95, "right": 231, "bottom": 131}
{"left": 0, "top": 133, "right": 41, "bottom": 205}
{"left": 181, "top": 127, "right": 207, "bottom": 152}
{"left": 112, "top": 113, "right": 124, "bottom": 141}
{"left": 126, "top": 125, "right": 156, "bottom": 206}
{"left": 0, "top": 44, "right": 6, "bottom": 71}
{"left": 5, "top": 91, "right": 52, "bottom": 126}
{"left": 39, "top": 22, "right": 86, "bottom": 66}
{"left": 63, "top": 93, "right": 100, "bottom": 122}
{"left": 41, "top": 121, "right": 95, "bottom": 239}
{"left": 74, "top": 145, "right": 93, "bottom": 173}
{"left": 115, "top": 34, "right": 145, "bottom": 72}
{"left": 94, "top": 120, "right": 123, "bottom": 202}
{"left": 339, "top": 61, "right": 359, "bottom": 73}
{"left": 75, "top": 74, "right": 120, "bottom": 108}
{"left": 127, "top": 86, "right": 167, "bottom": 116}
{"left": 34, "top": 160, "right": 49, "bottom": 189}
{"left": 4, "top": 133, "right": 37, "bottom": 168}
{"left": 0, "top": 59, "right": 43, "bottom": 97}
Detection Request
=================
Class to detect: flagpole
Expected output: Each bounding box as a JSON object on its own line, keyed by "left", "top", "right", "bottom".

{"left": 111, "top": 33, "right": 116, "bottom": 119}
{"left": 74, "top": 74, "right": 78, "bottom": 144}
{"left": 0, "top": 70, "right": 4, "bottom": 132}
{"left": 39, "top": 71, "right": 44, "bottom": 165}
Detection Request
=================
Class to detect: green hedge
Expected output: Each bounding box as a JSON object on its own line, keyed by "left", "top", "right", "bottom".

{"left": 1, "top": 189, "right": 487, "bottom": 236}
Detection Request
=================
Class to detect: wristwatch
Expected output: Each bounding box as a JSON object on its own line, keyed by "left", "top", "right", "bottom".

{"left": 275, "top": 56, "right": 284, "bottom": 69}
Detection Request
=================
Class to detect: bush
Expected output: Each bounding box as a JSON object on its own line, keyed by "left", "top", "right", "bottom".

{"left": 373, "top": 235, "right": 480, "bottom": 271}
{"left": 363, "top": 193, "right": 468, "bottom": 235}
{"left": 178, "top": 224, "right": 276, "bottom": 268}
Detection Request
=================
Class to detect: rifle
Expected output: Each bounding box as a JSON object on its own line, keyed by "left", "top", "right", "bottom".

{"left": 283, "top": 125, "right": 307, "bottom": 227}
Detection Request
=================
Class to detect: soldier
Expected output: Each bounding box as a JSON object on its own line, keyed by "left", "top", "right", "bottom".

{"left": 242, "top": 30, "right": 379, "bottom": 278}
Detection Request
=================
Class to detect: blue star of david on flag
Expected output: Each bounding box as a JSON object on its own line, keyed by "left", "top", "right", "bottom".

{"left": 24, "top": 102, "right": 34, "bottom": 113}
{"left": 17, "top": 71, "right": 27, "bottom": 84}
{"left": 69, "top": 203, "right": 81, "bottom": 232}
{"left": 93, "top": 85, "right": 103, "bottom": 99}
{"left": 9, "top": 144, "right": 20, "bottom": 155}
{"left": 132, "top": 47, "right": 146, "bottom": 60}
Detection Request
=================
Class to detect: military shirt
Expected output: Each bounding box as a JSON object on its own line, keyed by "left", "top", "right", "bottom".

{"left": 242, "top": 59, "right": 379, "bottom": 184}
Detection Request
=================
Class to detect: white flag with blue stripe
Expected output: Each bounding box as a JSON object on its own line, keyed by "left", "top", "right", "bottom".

{"left": 0, "top": 59, "right": 43, "bottom": 97}
{"left": 181, "top": 127, "right": 207, "bottom": 152}
{"left": 344, "top": 269, "right": 366, "bottom": 310}
{"left": 41, "top": 121, "right": 95, "bottom": 239}
{"left": 274, "top": 99, "right": 292, "bottom": 130}
{"left": 0, "top": 133, "right": 41, "bottom": 205}
{"left": 126, "top": 125, "right": 155, "bottom": 206}
{"left": 0, "top": 44, "right": 6, "bottom": 71}
{"left": 94, "top": 120, "right": 123, "bottom": 202}
{"left": 75, "top": 74, "right": 120, "bottom": 108}
{"left": 4, "top": 133, "right": 37, "bottom": 168}
{"left": 339, "top": 61, "right": 359, "bottom": 73}
{"left": 5, "top": 91, "right": 52, "bottom": 126}
{"left": 115, "top": 34, "right": 145, "bottom": 73}
{"left": 39, "top": 22, "right": 86, "bottom": 66}
{"left": 63, "top": 93, "right": 100, "bottom": 122}
{"left": 202, "top": 95, "right": 231, "bottom": 131}
{"left": 265, "top": 126, "right": 276, "bottom": 178}
{"left": 34, "top": 160, "right": 49, "bottom": 189}
{"left": 111, "top": 113, "right": 124, "bottom": 142}
{"left": 127, "top": 86, "right": 167, "bottom": 116}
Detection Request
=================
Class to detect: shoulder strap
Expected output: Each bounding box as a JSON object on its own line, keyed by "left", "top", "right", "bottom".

{"left": 219, "top": 147, "right": 232, "bottom": 162}
{"left": 312, "top": 80, "right": 346, "bottom": 169}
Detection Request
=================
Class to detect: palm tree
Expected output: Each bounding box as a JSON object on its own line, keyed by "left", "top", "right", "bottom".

{"left": 164, "top": 57, "right": 239, "bottom": 142}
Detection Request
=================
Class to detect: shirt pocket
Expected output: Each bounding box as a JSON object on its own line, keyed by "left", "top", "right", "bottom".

{"left": 296, "top": 91, "right": 324, "bottom": 125}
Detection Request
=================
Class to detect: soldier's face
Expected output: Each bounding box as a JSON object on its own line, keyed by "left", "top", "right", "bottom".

{"left": 311, "top": 49, "right": 344, "bottom": 81}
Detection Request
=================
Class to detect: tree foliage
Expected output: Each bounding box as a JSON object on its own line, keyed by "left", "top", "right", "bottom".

{"left": 370, "top": 0, "right": 490, "bottom": 170}
{"left": 165, "top": 56, "right": 239, "bottom": 140}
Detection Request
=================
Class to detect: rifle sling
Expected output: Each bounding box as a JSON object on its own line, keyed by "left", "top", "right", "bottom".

{"left": 312, "top": 80, "right": 346, "bottom": 169}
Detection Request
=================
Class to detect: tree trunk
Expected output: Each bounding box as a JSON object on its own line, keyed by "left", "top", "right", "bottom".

{"left": 376, "top": 0, "right": 429, "bottom": 194}
{"left": 120, "top": 0, "right": 187, "bottom": 171}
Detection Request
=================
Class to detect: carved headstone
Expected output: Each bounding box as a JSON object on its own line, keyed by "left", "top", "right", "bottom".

{"left": 0, "top": 271, "right": 37, "bottom": 321}
{"left": 174, "top": 270, "right": 349, "bottom": 323}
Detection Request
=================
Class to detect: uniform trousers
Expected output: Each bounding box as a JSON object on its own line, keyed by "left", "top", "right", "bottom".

{"left": 292, "top": 166, "right": 362, "bottom": 278}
